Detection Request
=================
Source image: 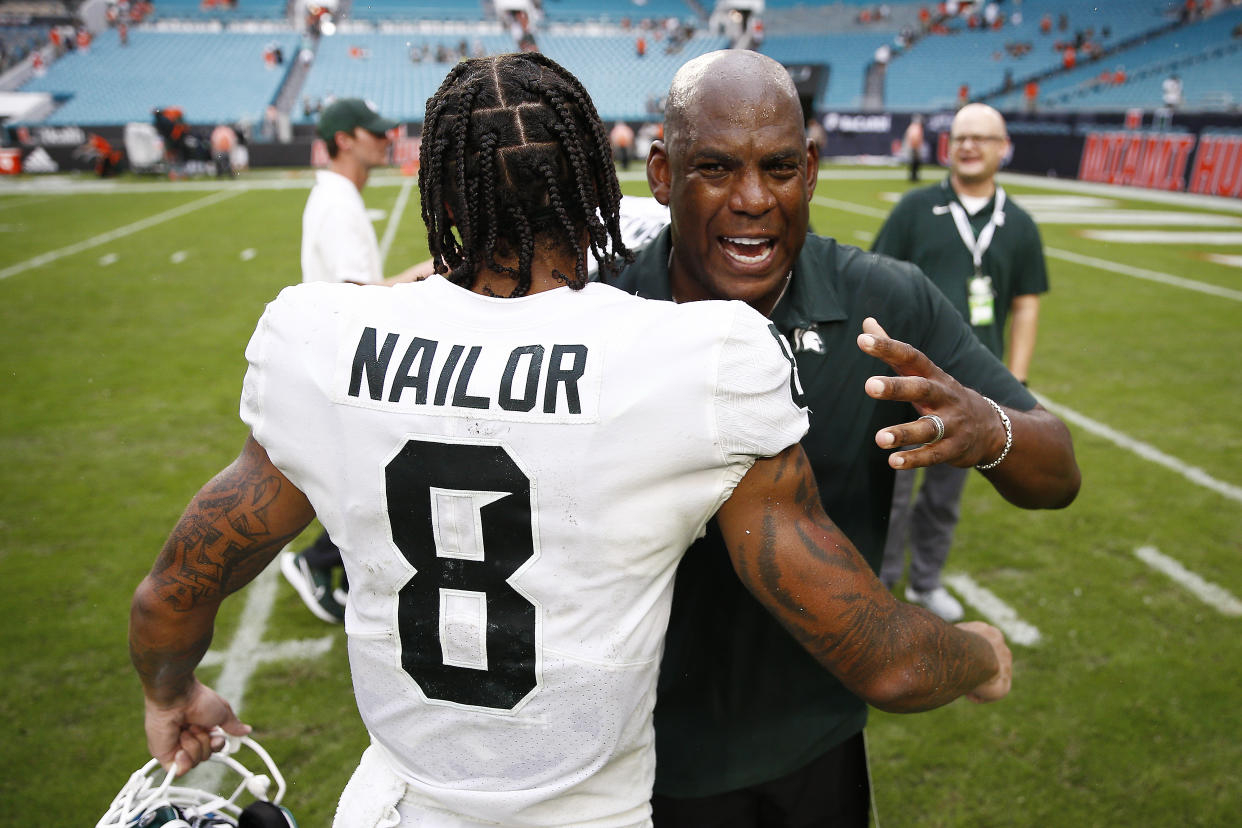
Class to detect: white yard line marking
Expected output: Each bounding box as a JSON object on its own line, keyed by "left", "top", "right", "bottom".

{"left": 0, "top": 189, "right": 239, "bottom": 281}
{"left": 812, "top": 194, "right": 889, "bottom": 219}
{"left": 942, "top": 573, "right": 1042, "bottom": 646}
{"left": 1079, "top": 230, "right": 1242, "bottom": 244}
{"left": 1035, "top": 393, "right": 1242, "bottom": 504}
{"left": 999, "top": 171, "right": 1242, "bottom": 213}
{"left": 1134, "top": 546, "right": 1242, "bottom": 617}
{"left": 98, "top": 253, "right": 118, "bottom": 266}
{"left": 1038, "top": 211, "right": 1242, "bottom": 227}
{"left": 379, "top": 177, "right": 415, "bottom": 268}
{"left": 1205, "top": 253, "right": 1242, "bottom": 268}
{"left": 186, "top": 554, "right": 335, "bottom": 792}
{"left": 240, "top": 248, "right": 257, "bottom": 261}
{"left": 1043, "top": 247, "right": 1242, "bottom": 302}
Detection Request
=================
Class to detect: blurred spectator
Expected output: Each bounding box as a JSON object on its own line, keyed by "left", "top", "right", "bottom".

{"left": 1062, "top": 46, "right": 1077, "bottom": 70}
{"left": 903, "top": 114, "right": 924, "bottom": 182}
{"left": 957, "top": 83, "right": 970, "bottom": 107}
{"left": 1162, "top": 73, "right": 1183, "bottom": 109}
{"left": 609, "top": 120, "right": 635, "bottom": 171}
{"left": 211, "top": 123, "right": 238, "bottom": 178}
{"left": 806, "top": 117, "right": 828, "bottom": 157}
{"left": 636, "top": 35, "right": 646, "bottom": 57}
{"left": 79, "top": 133, "right": 123, "bottom": 177}
{"left": 1024, "top": 79, "right": 1039, "bottom": 112}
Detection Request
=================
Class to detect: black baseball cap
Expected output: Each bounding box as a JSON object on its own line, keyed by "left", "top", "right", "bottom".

{"left": 316, "top": 98, "right": 398, "bottom": 140}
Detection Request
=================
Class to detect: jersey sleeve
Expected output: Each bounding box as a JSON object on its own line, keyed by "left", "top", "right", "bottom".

{"left": 715, "top": 302, "right": 810, "bottom": 465}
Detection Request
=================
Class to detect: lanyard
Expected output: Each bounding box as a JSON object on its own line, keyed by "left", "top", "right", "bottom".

{"left": 946, "top": 186, "right": 1006, "bottom": 274}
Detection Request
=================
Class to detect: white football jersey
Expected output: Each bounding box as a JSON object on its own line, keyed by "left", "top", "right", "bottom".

{"left": 240, "top": 276, "right": 808, "bottom": 827}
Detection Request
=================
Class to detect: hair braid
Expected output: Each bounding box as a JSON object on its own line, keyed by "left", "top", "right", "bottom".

{"left": 418, "top": 52, "right": 631, "bottom": 295}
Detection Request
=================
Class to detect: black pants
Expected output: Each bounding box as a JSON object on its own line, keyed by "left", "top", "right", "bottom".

{"left": 302, "top": 530, "right": 342, "bottom": 570}
{"left": 652, "top": 731, "right": 870, "bottom": 828}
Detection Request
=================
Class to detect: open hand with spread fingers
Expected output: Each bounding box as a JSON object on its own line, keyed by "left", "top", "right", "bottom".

{"left": 856, "top": 316, "right": 1012, "bottom": 471}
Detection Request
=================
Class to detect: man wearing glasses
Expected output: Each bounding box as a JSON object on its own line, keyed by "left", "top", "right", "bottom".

{"left": 873, "top": 103, "right": 1050, "bottom": 621}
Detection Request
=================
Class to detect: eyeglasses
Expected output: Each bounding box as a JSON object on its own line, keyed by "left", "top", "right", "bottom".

{"left": 949, "top": 134, "right": 1006, "bottom": 145}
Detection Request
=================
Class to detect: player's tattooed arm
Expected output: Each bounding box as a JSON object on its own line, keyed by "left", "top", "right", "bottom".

{"left": 130, "top": 435, "right": 314, "bottom": 703}
{"left": 717, "top": 444, "right": 1012, "bottom": 712}
{"left": 148, "top": 436, "right": 312, "bottom": 611}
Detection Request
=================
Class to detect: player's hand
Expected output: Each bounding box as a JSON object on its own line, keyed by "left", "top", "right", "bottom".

{"left": 956, "top": 621, "right": 1012, "bottom": 703}
{"left": 144, "top": 679, "right": 250, "bottom": 776}
{"left": 856, "top": 317, "right": 1005, "bottom": 470}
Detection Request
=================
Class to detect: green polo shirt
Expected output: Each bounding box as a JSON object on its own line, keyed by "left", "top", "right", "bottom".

{"left": 871, "top": 178, "right": 1048, "bottom": 359}
{"left": 610, "top": 228, "right": 1036, "bottom": 797}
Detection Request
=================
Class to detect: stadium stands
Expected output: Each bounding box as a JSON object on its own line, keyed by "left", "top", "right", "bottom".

{"left": 19, "top": 26, "right": 301, "bottom": 125}
{"left": 146, "top": 0, "right": 290, "bottom": 21}
{"left": 536, "top": 30, "right": 728, "bottom": 121}
{"left": 8, "top": 0, "right": 1241, "bottom": 131}
{"left": 537, "top": 0, "right": 697, "bottom": 24}
{"left": 761, "top": 32, "right": 892, "bottom": 109}
{"left": 988, "top": 5, "right": 1242, "bottom": 112}
{"left": 297, "top": 32, "right": 513, "bottom": 123}
{"left": 882, "top": 0, "right": 1177, "bottom": 110}
{"left": 344, "top": 1, "right": 489, "bottom": 24}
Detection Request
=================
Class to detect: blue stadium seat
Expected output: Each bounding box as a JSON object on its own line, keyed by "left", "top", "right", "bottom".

{"left": 297, "top": 32, "right": 514, "bottom": 123}
{"left": 148, "top": 0, "right": 290, "bottom": 21}
{"left": 988, "top": 5, "right": 1242, "bottom": 111}
{"left": 19, "top": 28, "right": 302, "bottom": 125}
{"left": 761, "top": 33, "right": 894, "bottom": 110}
{"left": 345, "top": 1, "right": 489, "bottom": 23}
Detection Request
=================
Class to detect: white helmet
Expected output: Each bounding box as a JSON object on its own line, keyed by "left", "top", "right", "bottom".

{"left": 96, "top": 732, "right": 296, "bottom": 828}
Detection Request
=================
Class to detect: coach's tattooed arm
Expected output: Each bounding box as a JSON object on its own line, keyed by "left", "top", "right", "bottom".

{"left": 129, "top": 434, "right": 314, "bottom": 774}
{"left": 717, "top": 444, "right": 1012, "bottom": 712}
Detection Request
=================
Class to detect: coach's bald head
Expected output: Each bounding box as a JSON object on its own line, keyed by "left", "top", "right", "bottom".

{"left": 663, "top": 50, "right": 804, "bottom": 161}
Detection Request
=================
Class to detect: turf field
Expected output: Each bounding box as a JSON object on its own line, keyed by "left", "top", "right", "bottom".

{"left": 1, "top": 163, "right": 1239, "bottom": 826}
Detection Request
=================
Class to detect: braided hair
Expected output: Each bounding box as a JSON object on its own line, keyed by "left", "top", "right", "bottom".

{"left": 419, "top": 52, "right": 631, "bottom": 296}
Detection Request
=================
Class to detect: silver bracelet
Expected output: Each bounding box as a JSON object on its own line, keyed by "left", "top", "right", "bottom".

{"left": 975, "top": 395, "right": 1013, "bottom": 470}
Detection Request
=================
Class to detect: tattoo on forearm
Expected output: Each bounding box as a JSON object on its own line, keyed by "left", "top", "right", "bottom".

{"left": 151, "top": 452, "right": 301, "bottom": 612}
{"left": 739, "top": 450, "right": 990, "bottom": 704}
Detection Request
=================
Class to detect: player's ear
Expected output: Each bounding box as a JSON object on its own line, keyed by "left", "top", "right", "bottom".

{"left": 647, "top": 140, "right": 671, "bottom": 206}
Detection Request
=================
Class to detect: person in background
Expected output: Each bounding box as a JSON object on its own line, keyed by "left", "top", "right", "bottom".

{"left": 610, "top": 119, "right": 635, "bottom": 171}
{"left": 904, "top": 113, "right": 925, "bottom": 182}
{"left": 282, "top": 97, "right": 430, "bottom": 623}
{"left": 874, "top": 103, "right": 1050, "bottom": 622}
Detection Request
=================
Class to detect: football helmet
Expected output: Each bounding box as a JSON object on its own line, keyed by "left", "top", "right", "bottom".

{"left": 96, "top": 731, "right": 297, "bottom": 828}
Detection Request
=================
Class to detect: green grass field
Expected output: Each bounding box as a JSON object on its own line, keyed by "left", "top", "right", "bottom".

{"left": 2, "top": 163, "right": 1239, "bottom": 826}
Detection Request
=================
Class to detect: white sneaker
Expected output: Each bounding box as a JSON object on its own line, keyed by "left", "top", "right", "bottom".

{"left": 905, "top": 586, "right": 964, "bottom": 622}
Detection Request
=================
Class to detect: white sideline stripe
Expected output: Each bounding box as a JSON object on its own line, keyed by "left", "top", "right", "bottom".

{"left": 1134, "top": 546, "right": 1242, "bottom": 617}
{"left": 1043, "top": 246, "right": 1242, "bottom": 302}
{"left": 1206, "top": 253, "right": 1242, "bottom": 268}
{"left": 942, "top": 573, "right": 1042, "bottom": 647}
{"left": 0, "top": 189, "right": 239, "bottom": 281}
{"left": 1035, "top": 393, "right": 1242, "bottom": 505}
{"left": 379, "top": 177, "right": 414, "bottom": 267}
{"left": 998, "top": 171, "right": 1242, "bottom": 214}
{"left": 1079, "top": 230, "right": 1242, "bottom": 244}
{"left": 1038, "top": 211, "right": 1242, "bottom": 227}
{"left": 187, "top": 553, "right": 334, "bottom": 792}
{"left": 812, "top": 194, "right": 889, "bottom": 218}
